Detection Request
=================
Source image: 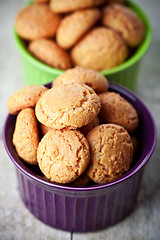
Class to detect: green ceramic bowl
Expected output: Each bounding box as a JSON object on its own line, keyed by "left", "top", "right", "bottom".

{"left": 13, "top": 0, "right": 152, "bottom": 90}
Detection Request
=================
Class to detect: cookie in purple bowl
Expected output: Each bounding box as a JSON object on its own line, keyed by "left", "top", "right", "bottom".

{"left": 3, "top": 82, "right": 156, "bottom": 232}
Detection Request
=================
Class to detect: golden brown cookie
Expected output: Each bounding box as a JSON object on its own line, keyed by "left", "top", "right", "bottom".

{"left": 7, "top": 85, "right": 48, "bottom": 115}
{"left": 86, "top": 124, "right": 133, "bottom": 183}
{"left": 37, "top": 129, "right": 90, "bottom": 184}
{"left": 50, "top": 0, "right": 106, "bottom": 13}
{"left": 56, "top": 8, "right": 101, "bottom": 49}
{"left": 13, "top": 108, "right": 39, "bottom": 165}
{"left": 71, "top": 27, "right": 128, "bottom": 71}
{"left": 102, "top": 3, "right": 145, "bottom": 47}
{"left": 52, "top": 66, "right": 109, "bottom": 93}
{"left": 98, "top": 91, "right": 139, "bottom": 133}
{"left": 35, "top": 82, "right": 101, "bottom": 129}
{"left": 28, "top": 38, "right": 72, "bottom": 70}
{"left": 15, "top": 4, "right": 61, "bottom": 40}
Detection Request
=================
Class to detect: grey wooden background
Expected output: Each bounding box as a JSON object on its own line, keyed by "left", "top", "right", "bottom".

{"left": 0, "top": 0, "right": 160, "bottom": 239}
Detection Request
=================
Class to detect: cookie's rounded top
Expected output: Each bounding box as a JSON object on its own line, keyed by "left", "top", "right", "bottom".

{"left": 102, "top": 3, "right": 145, "bottom": 47}
{"left": 98, "top": 91, "right": 139, "bottom": 133}
{"left": 7, "top": 85, "right": 48, "bottom": 115}
{"left": 37, "top": 129, "right": 90, "bottom": 184}
{"left": 52, "top": 66, "right": 109, "bottom": 93}
{"left": 13, "top": 108, "right": 39, "bottom": 165}
{"left": 50, "top": 0, "right": 106, "bottom": 13}
{"left": 28, "top": 38, "right": 72, "bottom": 70}
{"left": 86, "top": 123, "right": 133, "bottom": 183}
{"left": 71, "top": 27, "right": 128, "bottom": 71}
{"left": 15, "top": 4, "right": 61, "bottom": 40}
{"left": 35, "top": 82, "right": 101, "bottom": 130}
{"left": 56, "top": 8, "right": 101, "bottom": 49}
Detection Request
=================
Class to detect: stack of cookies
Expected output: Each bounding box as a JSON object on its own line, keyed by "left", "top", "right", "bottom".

{"left": 14, "top": 0, "right": 145, "bottom": 71}
{"left": 7, "top": 67, "right": 139, "bottom": 186}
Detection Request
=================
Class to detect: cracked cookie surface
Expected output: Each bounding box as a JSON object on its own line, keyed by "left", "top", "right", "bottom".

{"left": 70, "top": 27, "right": 128, "bottom": 71}
{"left": 35, "top": 82, "right": 101, "bottom": 129}
{"left": 37, "top": 129, "right": 90, "bottom": 183}
{"left": 98, "top": 91, "right": 139, "bottom": 133}
{"left": 86, "top": 124, "right": 133, "bottom": 184}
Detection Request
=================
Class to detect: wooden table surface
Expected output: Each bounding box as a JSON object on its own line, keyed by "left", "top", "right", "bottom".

{"left": 0, "top": 0, "right": 160, "bottom": 239}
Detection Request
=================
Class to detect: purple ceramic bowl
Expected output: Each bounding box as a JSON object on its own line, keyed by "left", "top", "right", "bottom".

{"left": 3, "top": 82, "right": 156, "bottom": 232}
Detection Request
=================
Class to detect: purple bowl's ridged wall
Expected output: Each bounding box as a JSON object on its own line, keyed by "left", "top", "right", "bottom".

{"left": 16, "top": 168, "right": 143, "bottom": 232}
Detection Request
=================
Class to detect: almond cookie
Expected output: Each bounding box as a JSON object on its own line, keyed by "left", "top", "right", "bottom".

{"left": 102, "top": 3, "right": 145, "bottom": 47}
{"left": 50, "top": 0, "right": 106, "bottom": 13}
{"left": 52, "top": 66, "right": 109, "bottom": 93}
{"left": 98, "top": 92, "right": 139, "bottom": 133}
{"left": 7, "top": 85, "right": 48, "bottom": 115}
{"left": 29, "top": 38, "right": 72, "bottom": 70}
{"left": 15, "top": 4, "right": 61, "bottom": 40}
{"left": 36, "top": 82, "right": 101, "bottom": 129}
{"left": 56, "top": 8, "right": 101, "bottom": 49}
{"left": 86, "top": 124, "right": 133, "bottom": 183}
{"left": 71, "top": 27, "right": 128, "bottom": 71}
{"left": 37, "top": 129, "right": 90, "bottom": 184}
{"left": 13, "top": 108, "right": 39, "bottom": 165}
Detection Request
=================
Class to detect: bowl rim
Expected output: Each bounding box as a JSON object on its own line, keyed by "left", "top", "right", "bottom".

{"left": 13, "top": 0, "right": 152, "bottom": 76}
{"left": 3, "top": 82, "right": 156, "bottom": 192}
